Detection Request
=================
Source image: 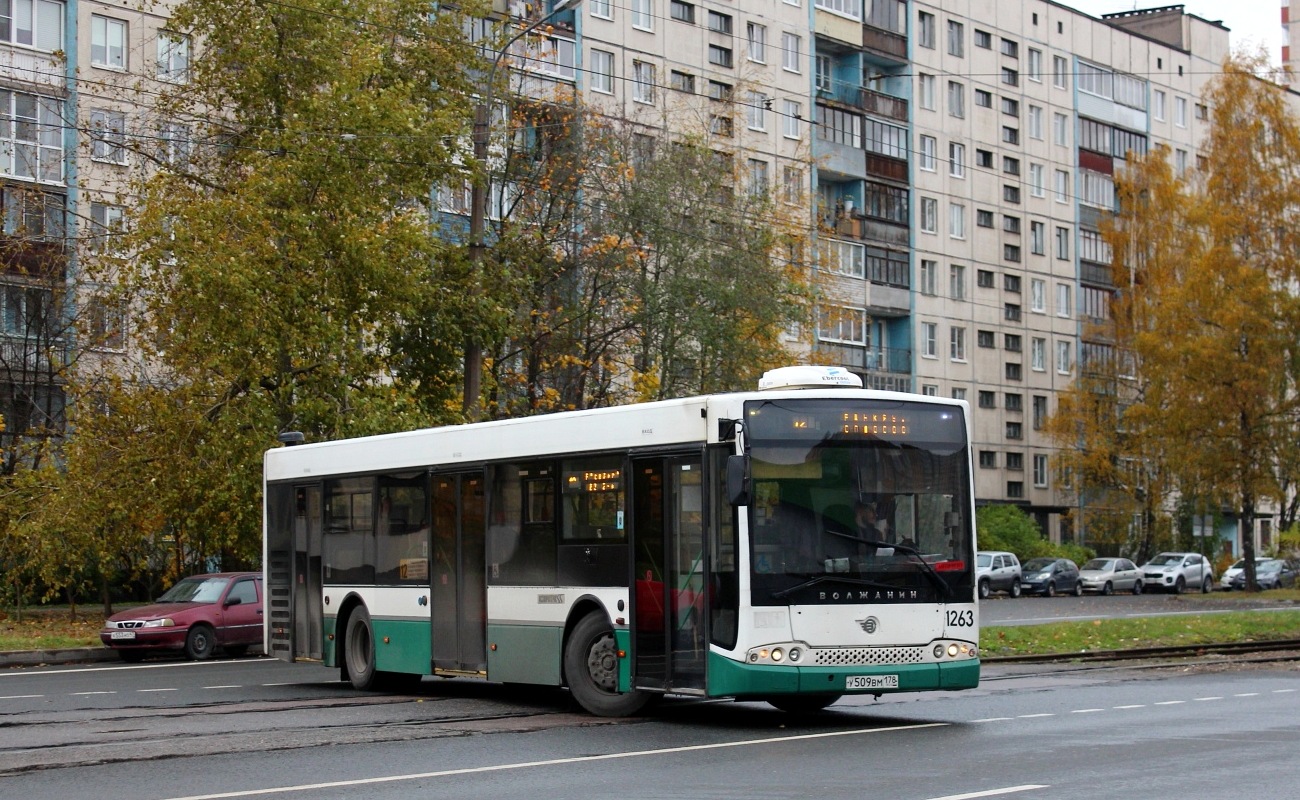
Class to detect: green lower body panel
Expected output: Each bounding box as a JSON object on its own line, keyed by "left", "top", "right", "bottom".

{"left": 371, "top": 618, "right": 433, "bottom": 675}
{"left": 707, "top": 652, "right": 981, "bottom": 698}
{"left": 323, "top": 617, "right": 337, "bottom": 667}
{"left": 487, "top": 624, "right": 563, "bottom": 685}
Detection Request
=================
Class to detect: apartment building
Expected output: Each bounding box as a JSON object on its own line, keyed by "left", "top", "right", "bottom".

{"left": 0, "top": 0, "right": 183, "bottom": 465}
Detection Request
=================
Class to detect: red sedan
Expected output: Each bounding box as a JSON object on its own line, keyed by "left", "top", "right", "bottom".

{"left": 100, "top": 572, "right": 263, "bottom": 662}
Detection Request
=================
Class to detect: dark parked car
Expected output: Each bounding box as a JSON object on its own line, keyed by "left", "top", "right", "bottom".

{"left": 1229, "top": 559, "right": 1298, "bottom": 591}
{"left": 100, "top": 572, "right": 263, "bottom": 662}
{"left": 1019, "top": 557, "right": 1083, "bottom": 597}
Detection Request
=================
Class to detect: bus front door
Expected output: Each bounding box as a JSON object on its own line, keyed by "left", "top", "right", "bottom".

{"left": 631, "top": 456, "right": 706, "bottom": 694}
{"left": 431, "top": 472, "right": 487, "bottom": 674}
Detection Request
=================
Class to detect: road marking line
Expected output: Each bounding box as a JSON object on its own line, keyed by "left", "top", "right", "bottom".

{"left": 71, "top": 691, "right": 116, "bottom": 695}
{"left": 1113, "top": 704, "right": 1145, "bottom": 709}
{"left": 203, "top": 685, "right": 242, "bottom": 690}
{"left": 925, "top": 787, "right": 1050, "bottom": 800}
{"left": 0, "top": 659, "right": 274, "bottom": 677}
{"left": 0, "top": 694, "right": 43, "bottom": 700}
{"left": 1193, "top": 697, "right": 1223, "bottom": 701}
{"left": 1071, "top": 708, "right": 1104, "bottom": 713}
{"left": 158, "top": 722, "right": 951, "bottom": 800}
{"left": 1233, "top": 693, "right": 1259, "bottom": 697}
{"left": 1154, "top": 700, "right": 1185, "bottom": 705}
{"left": 971, "top": 717, "right": 1015, "bottom": 723}
{"left": 138, "top": 688, "right": 179, "bottom": 693}
{"left": 1016, "top": 713, "right": 1054, "bottom": 718}
{"left": 1273, "top": 689, "right": 1297, "bottom": 694}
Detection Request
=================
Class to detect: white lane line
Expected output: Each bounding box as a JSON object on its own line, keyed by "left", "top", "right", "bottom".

{"left": 1154, "top": 700, "right": 1185, "bottom": 706}
{"left": 138, "top": 688, "right": 179, "bottom": 693}
{"left": 0, "top": 658, "right": 272, "bottom": 677}
{"left": 1071, "top": 708, "right": 1104, "bottom": 713}
{"left": 926, "top": 788, "right": 1050, "bottom": 800}
{"left": 1016, "top": 713, "right": 1054, "bottom": 719}
{"left": 0, "top": 694, "right": 43, "bottom": 700}
{"left": 1194, "top": 697, "right": 1223, "bottom": 701}
{"left": 971, "top": 717, "right": 1015, "bottom": 723}
{"left": 71, "top": 691, "right": 116, "bottom": 696}
{"left": 1113, "top": 704, "right": 1145, "bottom": 709}
{"left": 158, "top": 722, "right": 951, "bottom": 800}
{"left": 1233, "top": 693, "right": 1259, "bottom": 697}
{"left": 203, "top": 685, "right": 242, "bottom": 690}
{"left": 1274, "top": 689, "right": 1297, "bottom": 694}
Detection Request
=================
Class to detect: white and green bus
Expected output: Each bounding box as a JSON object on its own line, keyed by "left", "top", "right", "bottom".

{"left": 263, "top": 366, "right": 979, "bottom": 716}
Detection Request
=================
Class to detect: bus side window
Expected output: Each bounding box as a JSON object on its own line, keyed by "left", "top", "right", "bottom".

{"left": 487, "top": 463, "right": 556, "bottom": 585}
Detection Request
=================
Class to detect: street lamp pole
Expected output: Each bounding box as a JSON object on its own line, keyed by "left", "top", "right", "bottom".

{"left": 464, "top": 0, "right": 580, "bottom": 418}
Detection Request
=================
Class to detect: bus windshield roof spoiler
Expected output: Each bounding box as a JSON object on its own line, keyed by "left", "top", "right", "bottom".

{"left": 757, "top": 366, "right": 863, "bottom": 391}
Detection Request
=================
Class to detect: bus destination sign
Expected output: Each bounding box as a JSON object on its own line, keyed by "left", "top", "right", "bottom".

{"left": 565, "top": 470, "right": 622, "bottom": 493}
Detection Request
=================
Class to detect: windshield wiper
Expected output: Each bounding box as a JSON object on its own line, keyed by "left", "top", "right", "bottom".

{"left": 772, "top": 575, "right": 901, "bottom": 600}
{"left": 819, "top": 530, "right": 953, "bottom": 598}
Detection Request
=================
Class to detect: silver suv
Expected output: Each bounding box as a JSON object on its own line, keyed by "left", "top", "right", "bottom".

{"left": 976, "top": 551, "right": 1022, "bottom": 599}
{"left": 1139, "top": 552, "right": 1214, "bottom": 594}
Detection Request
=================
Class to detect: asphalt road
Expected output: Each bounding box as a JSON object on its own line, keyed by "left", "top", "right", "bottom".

{"left": 0, "top": 654, "right": 1296, "bottom": 800}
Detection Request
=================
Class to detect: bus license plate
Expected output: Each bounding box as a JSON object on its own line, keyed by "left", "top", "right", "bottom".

{"left": 847, "top": 674, "right": 897, "bottom": 690}
{"left": 110, "top": 631, "right": 136, "bottom": 640}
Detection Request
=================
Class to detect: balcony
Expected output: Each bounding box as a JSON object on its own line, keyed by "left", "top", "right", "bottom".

{"left": 1081, "top": 261, "right": 1113, "bottom": 287}
{"left": 862, "top": 26, "right": 907, "bottom": 61}
{"left": 0, "top": 237, "right": 67, "bottom": 281}
{"left": 816, "top": 343, "right": 912, "bottom": 380}
{"left": 858, "top": 88, "right": 908, "bottom": 122}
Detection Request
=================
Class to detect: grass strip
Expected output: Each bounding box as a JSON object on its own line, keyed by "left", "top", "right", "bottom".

{"left": 983, "top": 609, "right": 1300, "bottom": 657}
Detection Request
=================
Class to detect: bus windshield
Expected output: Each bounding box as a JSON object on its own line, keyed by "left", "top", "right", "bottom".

{"left": 744, "top": 398, "right": 973, "bottom": 605}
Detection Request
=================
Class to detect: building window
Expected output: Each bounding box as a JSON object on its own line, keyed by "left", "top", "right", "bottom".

{"left": 747, "top": 159, "right": 769, "bottom": 196}
{"left": 947, "top": 20, "right": 964, "bottom": 57}
{"left": 950, "top": 326, "right": 966, "bottom": 361}
{"left": 1003, "top": 184, "right": 1020, "bottom": 203}
{"left": 977, "top": 329, "right": 995, "bottom": 347}
{"left": 975, "top": 89, "right": 992, "bottom": 108}
{"left": 1006, "top": 452, "right": 1023, "bottom": 470}
{"left": 919, "top": 259, "right": 937, "bottom": 295}
{"left": 1030, "top": 279, "right": 1045, "bottom": 311}
{"left": 1028, "top": 105, "right": 1043, "bottom": 140}
{"left": 949, "top": 203, "right": 965, "bottom": 239}
{"left": 747, "top": 91, "right": 767, "bottom": 130}
{"left": 89, "top": 108, "right": 127, "bottom": 166}
{"left": 1030, "top": 222, "right": 1045, "bottom": 256}
{"left": 979, "top": 451, "right": 997, "bottom": 468}
{"left": 1004, "top": 333, "right": 1022, "bottom": 352}
{"left": 973, "top": 29, "right": 990, "bottom": 49}
{"left": 1004, "top": 303, "right": 1021, "bottom": 321}
{"left": 1001, "top": 67, "right": 1019, "bottom": 87}
{"left": 670, "top": 0, "right": 694, "bottom": 23}
{"left": 976, "top": 209, "right": 994, "bottom": 228}
{"left": 865, "top": 118, "right": 907, "bottom": 158}
{"left": 1153, "top": 90, "right": 1166, "bottom": 121}
{"left": 1007, "top": 481, "right": 1024, "bottom": 498}
{"left": 747, "top": 23, "right": 767, "bottom": 62}
{"left": 823, "top": 239, "right": 864, "bottom": 277}
{"left": 977, "top": 271, "right": 994, "bottom": 290}
{"left": 1056, "top": 226, "right": 1070, "bottom": 259}
{"left": 1057, "top": 283, "right": 1072, "bottom": 317}
{"left": 708, "top": 45, "right": 733, "bottom": 68}
{"left": 918, "top": 135, "right": 936, "bottom": 171}
{"left": 918, "top": 73, "right": 935, "bottom": 110}
{"left": 1004, "top": 244, "right": 1021, "bottom": 262}
{"left": 1001, "top": 97, "right": 1019, "bottom": 117}
{"left": 1000, "top": 38, "right": 1018, "bottom": 58}
{"left": 783, "top": 99, "right": 802, "bottom": 139}
{"left": 1053, "top": 112, "right": 1069, "bottom": 147}
{"left": 1054, "top": 169, "right": 1070, "bottom": 203}
{"left": 2, "top": 0, "right": 63, "bottom": 50}
{"left": 949, "top": 142, "right": 965, "bottom": 177}
{"left": 782, "top": 32, "right": 801, "bottom": 72}
{"left": 816, "top": 105, "right": 861, "bottom": 147}
{"left": 1057, "top": 340, "right": 1072, "bottom": 373}
{"left": 1005, "top": 363, "right": 1022, "bottom": 381}
{"left": 1053, "top": 55, "right": 1068, "bottom": 89}
{"left": 976, "top": 149, "right": 993, "bottom": 168}
{"left": 1005, "top": 393, "right": 1023, "bottom": 413}
{"left": 921, "top": 321, "right": 937, "bottom": 357}
{"left": 1027, "top": 48, "right": 1042, "bottom": 81}
{"left": 632, "top": 0, "right": 653, "bottom": 29}
{"left": 91, "top": 16, "right": 127, "bottom": 70}
{"left": 709, "top": 80, "right": 733, "bottom": 102}
{"left": 633, "top": 61, "right": 656, "bottom": 103}
{"left": 819, "top": 304, "right": 867, "bottom": 344}
{"left": 920, "top": 196, "right": 937, "bottom": 233}
{"left": 590, "top": 49, "right": 614, "bottom": 93}
{"left": 952, "top": 388, "right": 966, "bottom": 402}
{"left": 865, "top": 182, "right": 908, "bottom": 224}
{"left": 1033, "top": 454, "right": 1048, "bottom": 487}
{"left": 707, "top": 10, "right": 731, "bottom": 32}
{"left": 1031, "top": 337, "right": 1045, "bottom": 371}
{"left": 917, "top": 11, "right": 935, "bottom": 48}
{"left": 1002, "top": 126, "right": 1019, "bottom": 145}
{"left": 978, "top": 391, "right": 996, "bottom": 409}
{"left": 89, "top": 201, "right": 124, "bottom": 250}
{"left": 671, "top": 70, "right": 695, "bottom": 94}
{"left": 781, "top": 165, "right": 802, "bottom": 204}
{"left": 949, "top": 263, "right": 965, "bottom": 299}
{"left": 1033, "top": 396, "right": 1048, "bottom": 430}
{"left": 948, "top": 81, "right": 965, "bottom": 118}
{"left": 590, "top": 0, "right": 613, "bottom": 18}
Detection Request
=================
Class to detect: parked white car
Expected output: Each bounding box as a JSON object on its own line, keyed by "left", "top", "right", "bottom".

{"left": 976, "top": 551, "right": 1022, "bottom": 599}
{"left": 1219, "top": 557, "right": 1271, "bottom": 590}
{"left": 1140, "top": 552, "right": 1214, "bottom": 594}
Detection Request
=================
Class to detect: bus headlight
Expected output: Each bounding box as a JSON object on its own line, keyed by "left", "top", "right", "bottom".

{"left": 771, "top": 648, "right": 784, "bottom": 662}
{"left": 747, "top": 642, "right": 810, "bottom": 665}
{"left": 947, "top": 644, "right": 959, "bottom": 657}
{"left": 788, "top": 648, "right": 801, "bottom": 662}
{"left": 933, "top": 644, "right": 945, "bottom": 658}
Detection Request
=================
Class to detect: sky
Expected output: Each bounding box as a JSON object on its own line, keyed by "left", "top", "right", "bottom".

{"left": 1061, "top": 1, "right": 1283, "bottom": 66}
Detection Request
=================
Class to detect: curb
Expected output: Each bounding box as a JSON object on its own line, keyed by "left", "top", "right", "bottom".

{"left": 0, "top": 647, "right": 121, "bottom": 667}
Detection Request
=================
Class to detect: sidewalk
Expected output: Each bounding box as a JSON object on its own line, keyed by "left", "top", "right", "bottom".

{"left": 0, "top": 646, "right": 120, "bottom": 668}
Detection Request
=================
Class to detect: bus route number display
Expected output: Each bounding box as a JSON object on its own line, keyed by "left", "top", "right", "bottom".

{"left": 839, "top": 412, "right": 907, "bottom": 436}
{"left": 564, "top": 470, "right": 622, "bottom": 493}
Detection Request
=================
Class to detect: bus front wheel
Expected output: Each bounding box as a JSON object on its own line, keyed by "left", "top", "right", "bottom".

{"left": 564, "top": 612, "right": 650, "bottom": 717}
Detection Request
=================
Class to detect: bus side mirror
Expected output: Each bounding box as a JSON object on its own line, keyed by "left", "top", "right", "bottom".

{"left": 726, "top": 455, "right": 751, "bottom": 506}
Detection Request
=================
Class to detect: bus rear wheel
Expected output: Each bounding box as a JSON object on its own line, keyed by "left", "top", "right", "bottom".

{"left": 767, "top": 694, "right": 843, "bottom": 714}
{"left": 344, "top": 606, "right": 382, "bottom": 690}
{"left": 564, "top": 612, "right": 650, "bottom": 717}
